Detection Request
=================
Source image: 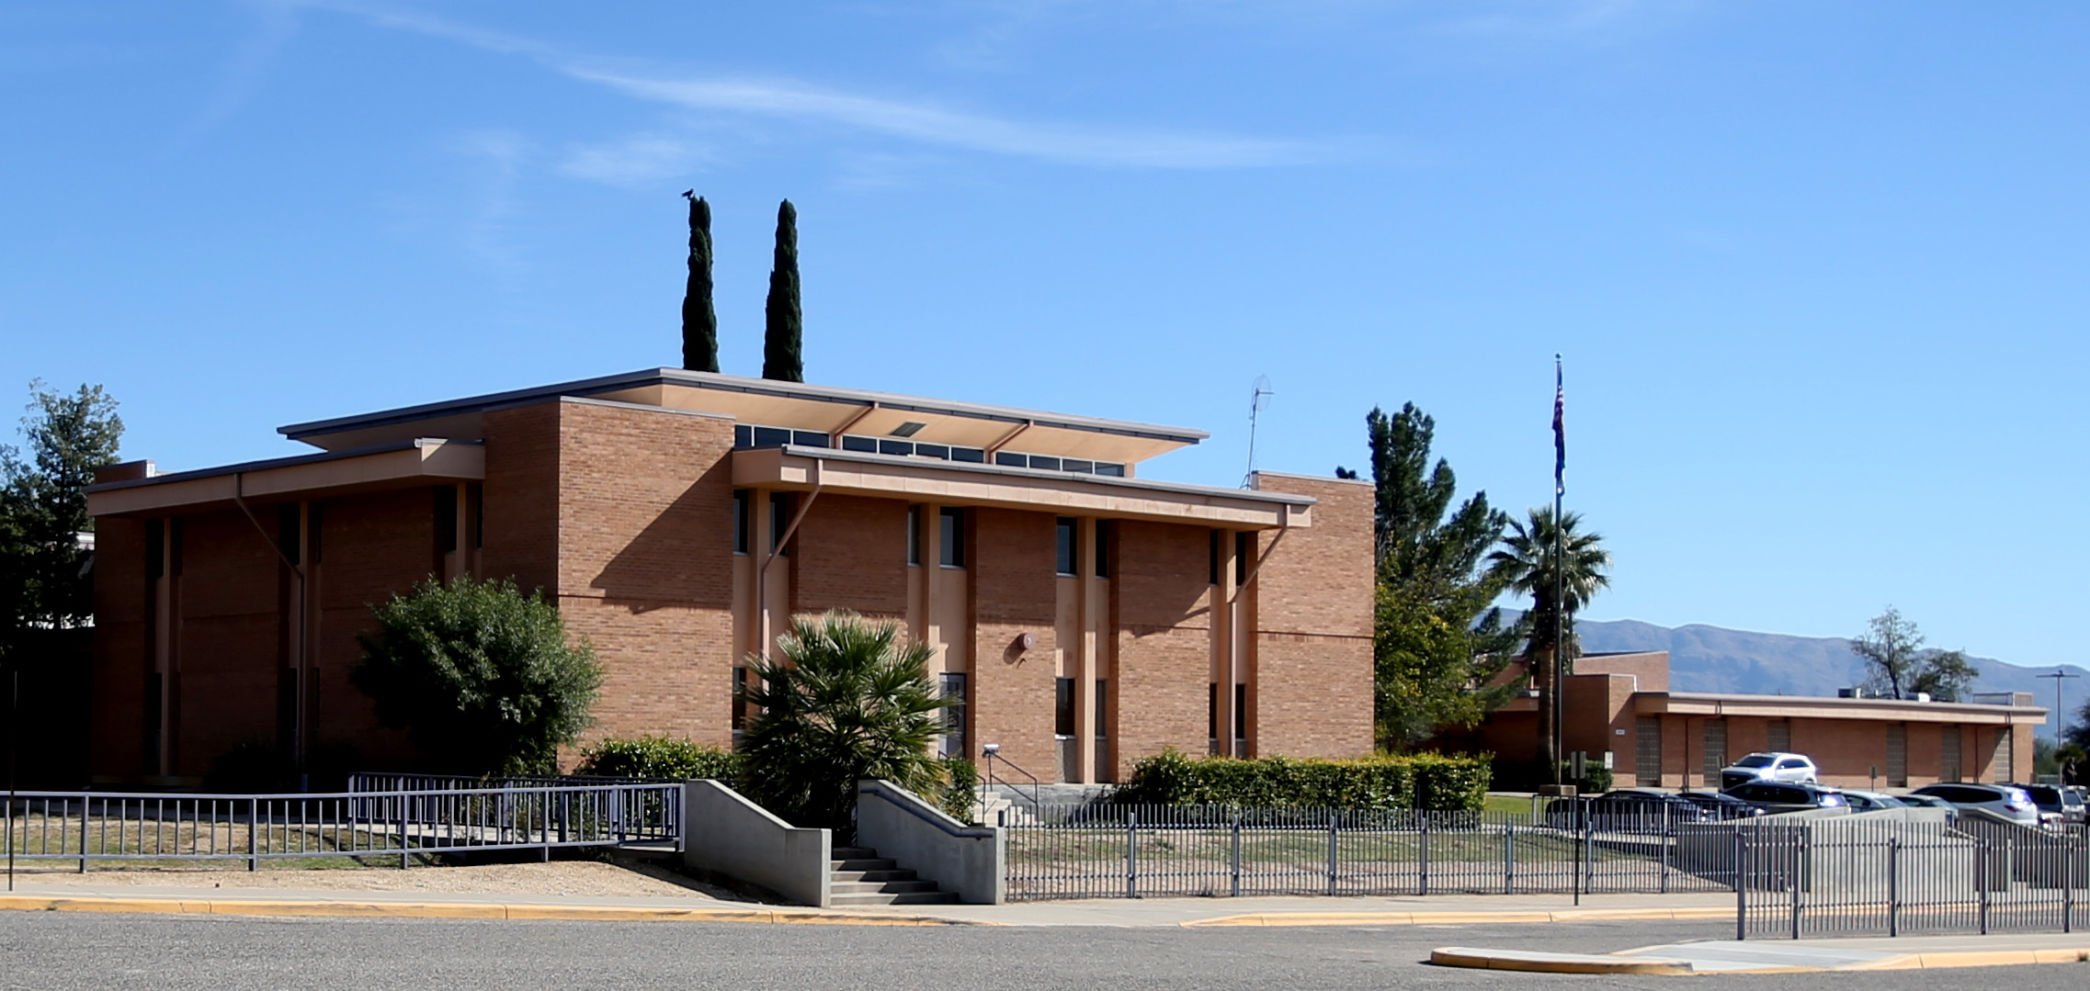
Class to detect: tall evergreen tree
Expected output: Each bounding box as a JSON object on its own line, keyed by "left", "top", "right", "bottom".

{"left": 1338, "top": 404, "right": 1520, "bottom": 750}
{"left": 1, "top": 382, "right": 123, "bottom": 659}
{"left": 679, "top": 191, "right": 719, "bottom": 373}
{"left": 762, "top": 199, "right": 804, "bottom": 383}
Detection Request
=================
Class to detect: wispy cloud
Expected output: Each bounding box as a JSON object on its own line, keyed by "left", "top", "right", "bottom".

{"left": 449, "top": 129, "right": 532, "bottom": 281}
{"left": 171, "top": 0, "right": 300, "bottom": 151}
{"left": 557, "top": 133, "right": 714, "bottom": 188}
{"left": 294, "top": 0, "right": 1352, "bottom": 170}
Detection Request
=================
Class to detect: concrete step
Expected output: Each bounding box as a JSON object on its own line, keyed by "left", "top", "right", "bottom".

{"left": 830, "top": 879, "right": 941, "bottom": 895}
{"left": 830, "top": 868, "right": 917, "bottom": 883}
{"left": 829, "top": 890, "right": 959, "bottom": 906}
{"left": 831, "top": 846, "right": 879, "bottom": 860}
{"left": 830, "top": 857, "right": 897, "bottom": 872}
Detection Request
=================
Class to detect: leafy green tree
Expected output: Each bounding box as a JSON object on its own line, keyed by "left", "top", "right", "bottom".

{"left": 737, "top": 611, "right": 945, "bottom": 833}
{"left": 2065, "top": 696, "right": 2090, "bottom": 754}
{"left": 0, "top": 382, "right": 123, "bottom": 660}
{"left": 352, "top": 576, "right": 601, "bottom": 776}
{"left": 1484, "top": 507, "right": 1611, "bottom": 776}
{"left": 762, "top": 199, "right": 804, "bottom": 382}
{"left": 1851, "top": 606, "right": 1975, "bottom": 701}
{"left": 1339, "top": 404, "right": 1520, "bottom": 750}
{"left": 680, "top": 192, "right": 720, "bottom": 373}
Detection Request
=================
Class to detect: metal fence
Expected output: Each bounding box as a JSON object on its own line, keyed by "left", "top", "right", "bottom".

{"left": 1, "top": 781, "right": 683, "bottom": 873}
{"left": 1736, "top": 817, "right": 2088, "bottom": 939}
{"left": 1001, "top": 803, "right": 1741, "bottom": 901}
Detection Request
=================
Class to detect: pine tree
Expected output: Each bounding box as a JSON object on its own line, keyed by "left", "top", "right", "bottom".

{"left": 762, "top": 199, "right": 804, "bottom": 382}
{"left": 679, "top": 192, "right": 719, "bottom": 373}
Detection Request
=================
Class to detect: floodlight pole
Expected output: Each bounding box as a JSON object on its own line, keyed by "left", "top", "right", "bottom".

{"left": 2042, "top": 668, "right": 2079, "bottom": 743}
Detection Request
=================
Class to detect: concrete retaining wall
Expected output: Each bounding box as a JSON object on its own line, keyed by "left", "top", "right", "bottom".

{"left": 682, "top": 779, "right": 832, "bottom": 907}
{"left": 856, "top": 780, "right": 1005, "bottom": 904}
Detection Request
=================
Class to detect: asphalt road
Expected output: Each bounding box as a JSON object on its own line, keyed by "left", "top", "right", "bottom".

{"left": 3, "top": 913, "right": 2086, "bottom": 990}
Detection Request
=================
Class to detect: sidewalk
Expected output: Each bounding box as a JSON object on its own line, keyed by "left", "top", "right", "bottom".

{"left": 1433, "top": 934, "right": 2090, "bottom": 975}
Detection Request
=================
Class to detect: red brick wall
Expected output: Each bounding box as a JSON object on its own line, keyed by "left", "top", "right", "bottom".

{"left": 793, "top": 495, "right": 908, "bottom": 620}
{"left": 1111, "top": 520, "right": 1212, "bottom": 779}
{"left": 1249, "top": 475, "right": 1372, "bottom": 759}
{"left": 169, "top": 510, "right": 283, "bottom": 778}
{"left": 971, "top": 508, "right": 1060, "bottom": 780}
{"left": 552, "top": 400, "right": 737, "bottom": 753}
{"left": 482, "top": 402, "right": 562, "bottom": 595}
{"left": 88, "top": 517, "right": 151, "bottom": 780}
{"left": 310, "top": 488, "right": 436, "bottom": 767}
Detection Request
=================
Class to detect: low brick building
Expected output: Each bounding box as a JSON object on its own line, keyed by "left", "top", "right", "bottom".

{"left": 1470, "top": 651, "right": 2046, "bottom": 790}
{"left": 85, "top": 369, "right": 1373, "bottom": 786}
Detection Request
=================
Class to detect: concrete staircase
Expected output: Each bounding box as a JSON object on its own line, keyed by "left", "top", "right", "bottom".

{"left": 828, "top": 846, "right": 957, "bottom": 906}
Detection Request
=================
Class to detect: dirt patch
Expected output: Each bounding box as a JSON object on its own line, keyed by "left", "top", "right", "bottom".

{"left": 8, "top": 859, "right": 742, "bottom": 900}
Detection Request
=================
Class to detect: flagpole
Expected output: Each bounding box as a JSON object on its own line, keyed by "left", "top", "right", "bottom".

{"left": 1552, "top": 355, "right": 1566, "bottom": 790}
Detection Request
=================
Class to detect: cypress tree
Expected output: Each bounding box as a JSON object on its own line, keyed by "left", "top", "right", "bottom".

{"left": 762, "top": 199, "right": 804, "bottom": 382}
{"left": 679, "top": 192, "right": 719, "bottom": 373}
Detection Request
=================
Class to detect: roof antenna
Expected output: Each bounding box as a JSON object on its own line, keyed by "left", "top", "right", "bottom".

{"left": 1243, "top": 374, "right": 1274, "bottom": 488}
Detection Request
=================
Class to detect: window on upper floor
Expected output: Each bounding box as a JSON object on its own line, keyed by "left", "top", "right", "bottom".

{"left": 1055, "top": 517, "right": 1077, "bottom": 576}
{"left": 939, "top": 507, "right": 967, "bottom": 568}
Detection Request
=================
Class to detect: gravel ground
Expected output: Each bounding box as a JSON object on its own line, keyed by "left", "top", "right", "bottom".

{"left": 5, "top": 860, "right": 734, "bottom": 899}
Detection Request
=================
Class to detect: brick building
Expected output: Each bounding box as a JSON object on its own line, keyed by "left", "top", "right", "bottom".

{"left": 85, "top": 369, "right": 1373, "bottom": 786}
{"left": 1468, "top": 651, "right": 2046, "bottom": 790}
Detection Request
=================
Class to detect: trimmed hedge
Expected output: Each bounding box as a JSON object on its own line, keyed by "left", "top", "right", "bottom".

{"left": 1112, "top": 750, "right": 1490, "bottom": 811}
{"left": 576, "top": 735, "right": 743, "bottom": 783}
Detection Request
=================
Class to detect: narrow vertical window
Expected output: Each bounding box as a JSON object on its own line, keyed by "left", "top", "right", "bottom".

{"left": 1234, "top": 683, "right": 1247, "bottom": 742}
{"left": 1055, "top": 517, "right": 1077, "bottom": 576}
{"left": 1235, "top": 531, "right": 1253, "bottom": 585}
{"left": 1207, "top": 683, "right": 1219, "bottom": 744}
{"left": 1094, "top": 679, "right": 1108, "bottom": 739}
{"left": 939, "top": 507, "right": 966, "bottom": 567}
{"left": 1055, "top": 677, "right": 1076, "bottom": 736}
{"left": 433, "top": 486, "right": 458, "bottom": 555}
{"left": 1209, "top": 529, "right": 1222, "bottom": 586}
{"left": 907, "top": 506, "right": 921, "bottom": 566}
{"left": 940, "top": 672, "right": 968, "bottom": 758}
{"left": 1093, "top": 520, "right": 1112, "bottom": 578}
{"left": 731, "top": 665, "right": 749, "bottom": 732}
{"left": 276, "top": 504, "right": 302, "bottom": 566}
{"left": 731, "top": 490, "right": 750, "bottom": 554}
{"left": 770, "top": 491, "right": 793, "bottom": 555}
{"left": 466, "top": 483, "right": 484, "bottom": 550}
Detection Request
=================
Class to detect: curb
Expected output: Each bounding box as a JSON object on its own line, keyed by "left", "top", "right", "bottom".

{"left": 1186, "top": 906, "right": 1734, "bottom": 928}
{"left": 0, "top": 894, "right": 976, "bottom": 927}
{"left": 1850, "top": 947, "right": 2090, "bottom": 971}
{"left": 1430, "top": 947, "right": 1693, "bottom": 976}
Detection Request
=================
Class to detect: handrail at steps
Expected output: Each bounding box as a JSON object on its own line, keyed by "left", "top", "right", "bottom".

{"left": 980, "top": 749, "right": 1041, "bottom": 810}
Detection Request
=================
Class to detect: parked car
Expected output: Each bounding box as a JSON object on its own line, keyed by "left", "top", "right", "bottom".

{"left": 1543, "top": 789, "right": 1708, "bottom": 832}
{"left": 1840, "top": 790, "right": 1907, "bottom": 813}
{"left": 1718, "top": 752, "right": 1819, "bottom": 791}
{"left": 1908, "top": 783, "right": 2039, "bottom": 825}
{"left": 1722, "top": 781, "right": 1847, "bottom": 814}
{"left": 1675, "top": 790, "right": 1765, "bottom": 821}
{"left": 1893, "top": 793, "right": 1960, "bottom": 823}
{"left": 2011, "top": 784, "right": 2078, "bottom": 828}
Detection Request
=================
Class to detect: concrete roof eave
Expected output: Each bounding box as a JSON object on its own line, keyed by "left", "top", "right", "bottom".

{"left": 86, "top": 439, "right": 484, "bottom": 518}
{"left": 1635, "top": 691, "right": 2046, "bottom": 726}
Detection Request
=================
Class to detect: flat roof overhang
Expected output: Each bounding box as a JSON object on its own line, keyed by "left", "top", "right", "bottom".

{"left": 1634, "top": 692, "right": 2045, "bottom": 726}
{"left": 733, "top": 446, "right": 1313, "bottom": 529}
{"left": 87, "top": 439, "right": 484, "bottom": 518}
{"left": 279, "top": 369, "right": 1207, "bottom": 465}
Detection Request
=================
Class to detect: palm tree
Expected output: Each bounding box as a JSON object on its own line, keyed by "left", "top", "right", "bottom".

{"left": 738, "top": 611, "right": 947, "bottom": 834}
{"left": 1485, "top": 507, "right": 1611, "bottom": 783}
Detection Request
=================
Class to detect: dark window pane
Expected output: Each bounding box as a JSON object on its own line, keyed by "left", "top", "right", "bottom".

{"left": 277, "top": 503, "right": 302, "bottom": 565}
{"left": 1235, "top": 531, "right": 1253, "bottom": 584}
{"left": 792, "top": 430, "right": 831, "bottom": 448}
{"left": 879, "top": 439, "right": 913, "bottom": 456}
{"left": 1056, "top": 677, "right": 1075, "bottom": 736}
{"left": 734, "top": 424, "right": 753, "bottom": 448}
{"left": 433, "top": 486, "right": 456, "bottom": 555}
{"left": 1055, "top": 517, "right": 1076, "bottom": 576}
{"left": 994, "top": 452, "right": 1025, "bottom": 467}
{"left": 1028, "top": 455, "right": 1061, "bottom": 472}
{"left": 752, "top": 426, "right": 791, "bottom": 449}
{"left": 941, "top": 673, "right": 968, "bottom": 758}
{"left": 1095, "top": 679, "right": 1108, "bottom": 739}
{"left": 1209, "top": 530, "right": 1221, "bottom": 585}
{"left": 1234, "top": 683, "right": 1247, "bottom": 740}
{"left": 842, "top": 435, "right": 877, "bottom": 453}
{"left": 916, "top": 443, "right": 949, "bottom": 460}
{"left": 907, "top": 506, "right": 920, "bottom": 566}
{"left": 1094, "top": 463, "right": 1126, "bottom": 477}
{"left": 1094, "top": 521, "right": 1112, "bottom": 578}
{"left": 731, "top": 666, "right": 748, "bottom": 731}
{"left": 732, "top": 490, "right": 750, "bottom": 554}
{"left": 1062, "top": 459, "right": 1092, "bottom": 474}
{"left": 1208, "top": 684, "right": 1218, "bottom": 739}
{"left": 940, "top": 507, "right": 966, "bottom": 567}
{"left": 950, "top": 447, "right": 985, "bottom": 463}
{"left": 770, "top": 491, "right": 793, "bottom": 554}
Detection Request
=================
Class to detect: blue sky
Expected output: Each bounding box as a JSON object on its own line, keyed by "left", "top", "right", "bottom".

{"left": 3, "top": 1, "right": 2086, "bottom": 671}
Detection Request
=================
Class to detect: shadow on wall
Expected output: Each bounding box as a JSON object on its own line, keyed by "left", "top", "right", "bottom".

{"left": 587, "top": 462, "right": 734, "bottom": 615}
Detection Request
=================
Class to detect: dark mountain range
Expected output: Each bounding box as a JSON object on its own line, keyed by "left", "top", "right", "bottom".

{"left": 1556, "top": 617, "right": 2086, "bottom": 740}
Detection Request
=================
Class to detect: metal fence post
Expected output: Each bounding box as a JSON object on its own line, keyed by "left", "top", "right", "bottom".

{"left": 78, "top": 797, "right": 90, "bottom": 874}
{"left": 1325, "top": 811, "right": 1338, "bottom": 897}
{"left": 2064, "top": 834, "right": 2075, "bottom": 935}
{"left": 540, "top": 787, "right": 552, "bottom": 862}
{"left": 1503, "top": 823, "right": 1514, "bottom": 895}
{"left": 1887, "top": 837, "right": 1900, "bottom": 938}
{"left": 1229, "top": 811, "right": 1242, "bottom": 898}
{"left": 1794, "top": 831, "right": 1809, "bottom": 940}
{"left": 1412, "top": 811, "right": 1429, "bottom": 899}
{"left": 396, "top": 790, "right": 409, "bottom": 870}
{"left": 1125, "top": 811, "right": 1138, "bottom": 899}
{"left": 1660, "top": 821, "right": 1671, "bottom": 895}
{"left": 1574, "top": 811, "right": 1589, "bottom": 905}
{"left": 1977, "top": 838, "right": 1990, "bottom": 936}
{"left": 247, "top": 797, "right": 258, "bottom": 873}
{"left": 1734, "top": 828, "right": 1747, "bottom": 942}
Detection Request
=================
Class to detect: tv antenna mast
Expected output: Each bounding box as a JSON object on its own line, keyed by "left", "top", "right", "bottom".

{"left": 1243, "top": 375, "right": 1274, "bottom": 487}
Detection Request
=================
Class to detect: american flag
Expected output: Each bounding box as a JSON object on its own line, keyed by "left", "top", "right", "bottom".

{"left": 1552, "top": 357, "right": 1565, "bottom": 496}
